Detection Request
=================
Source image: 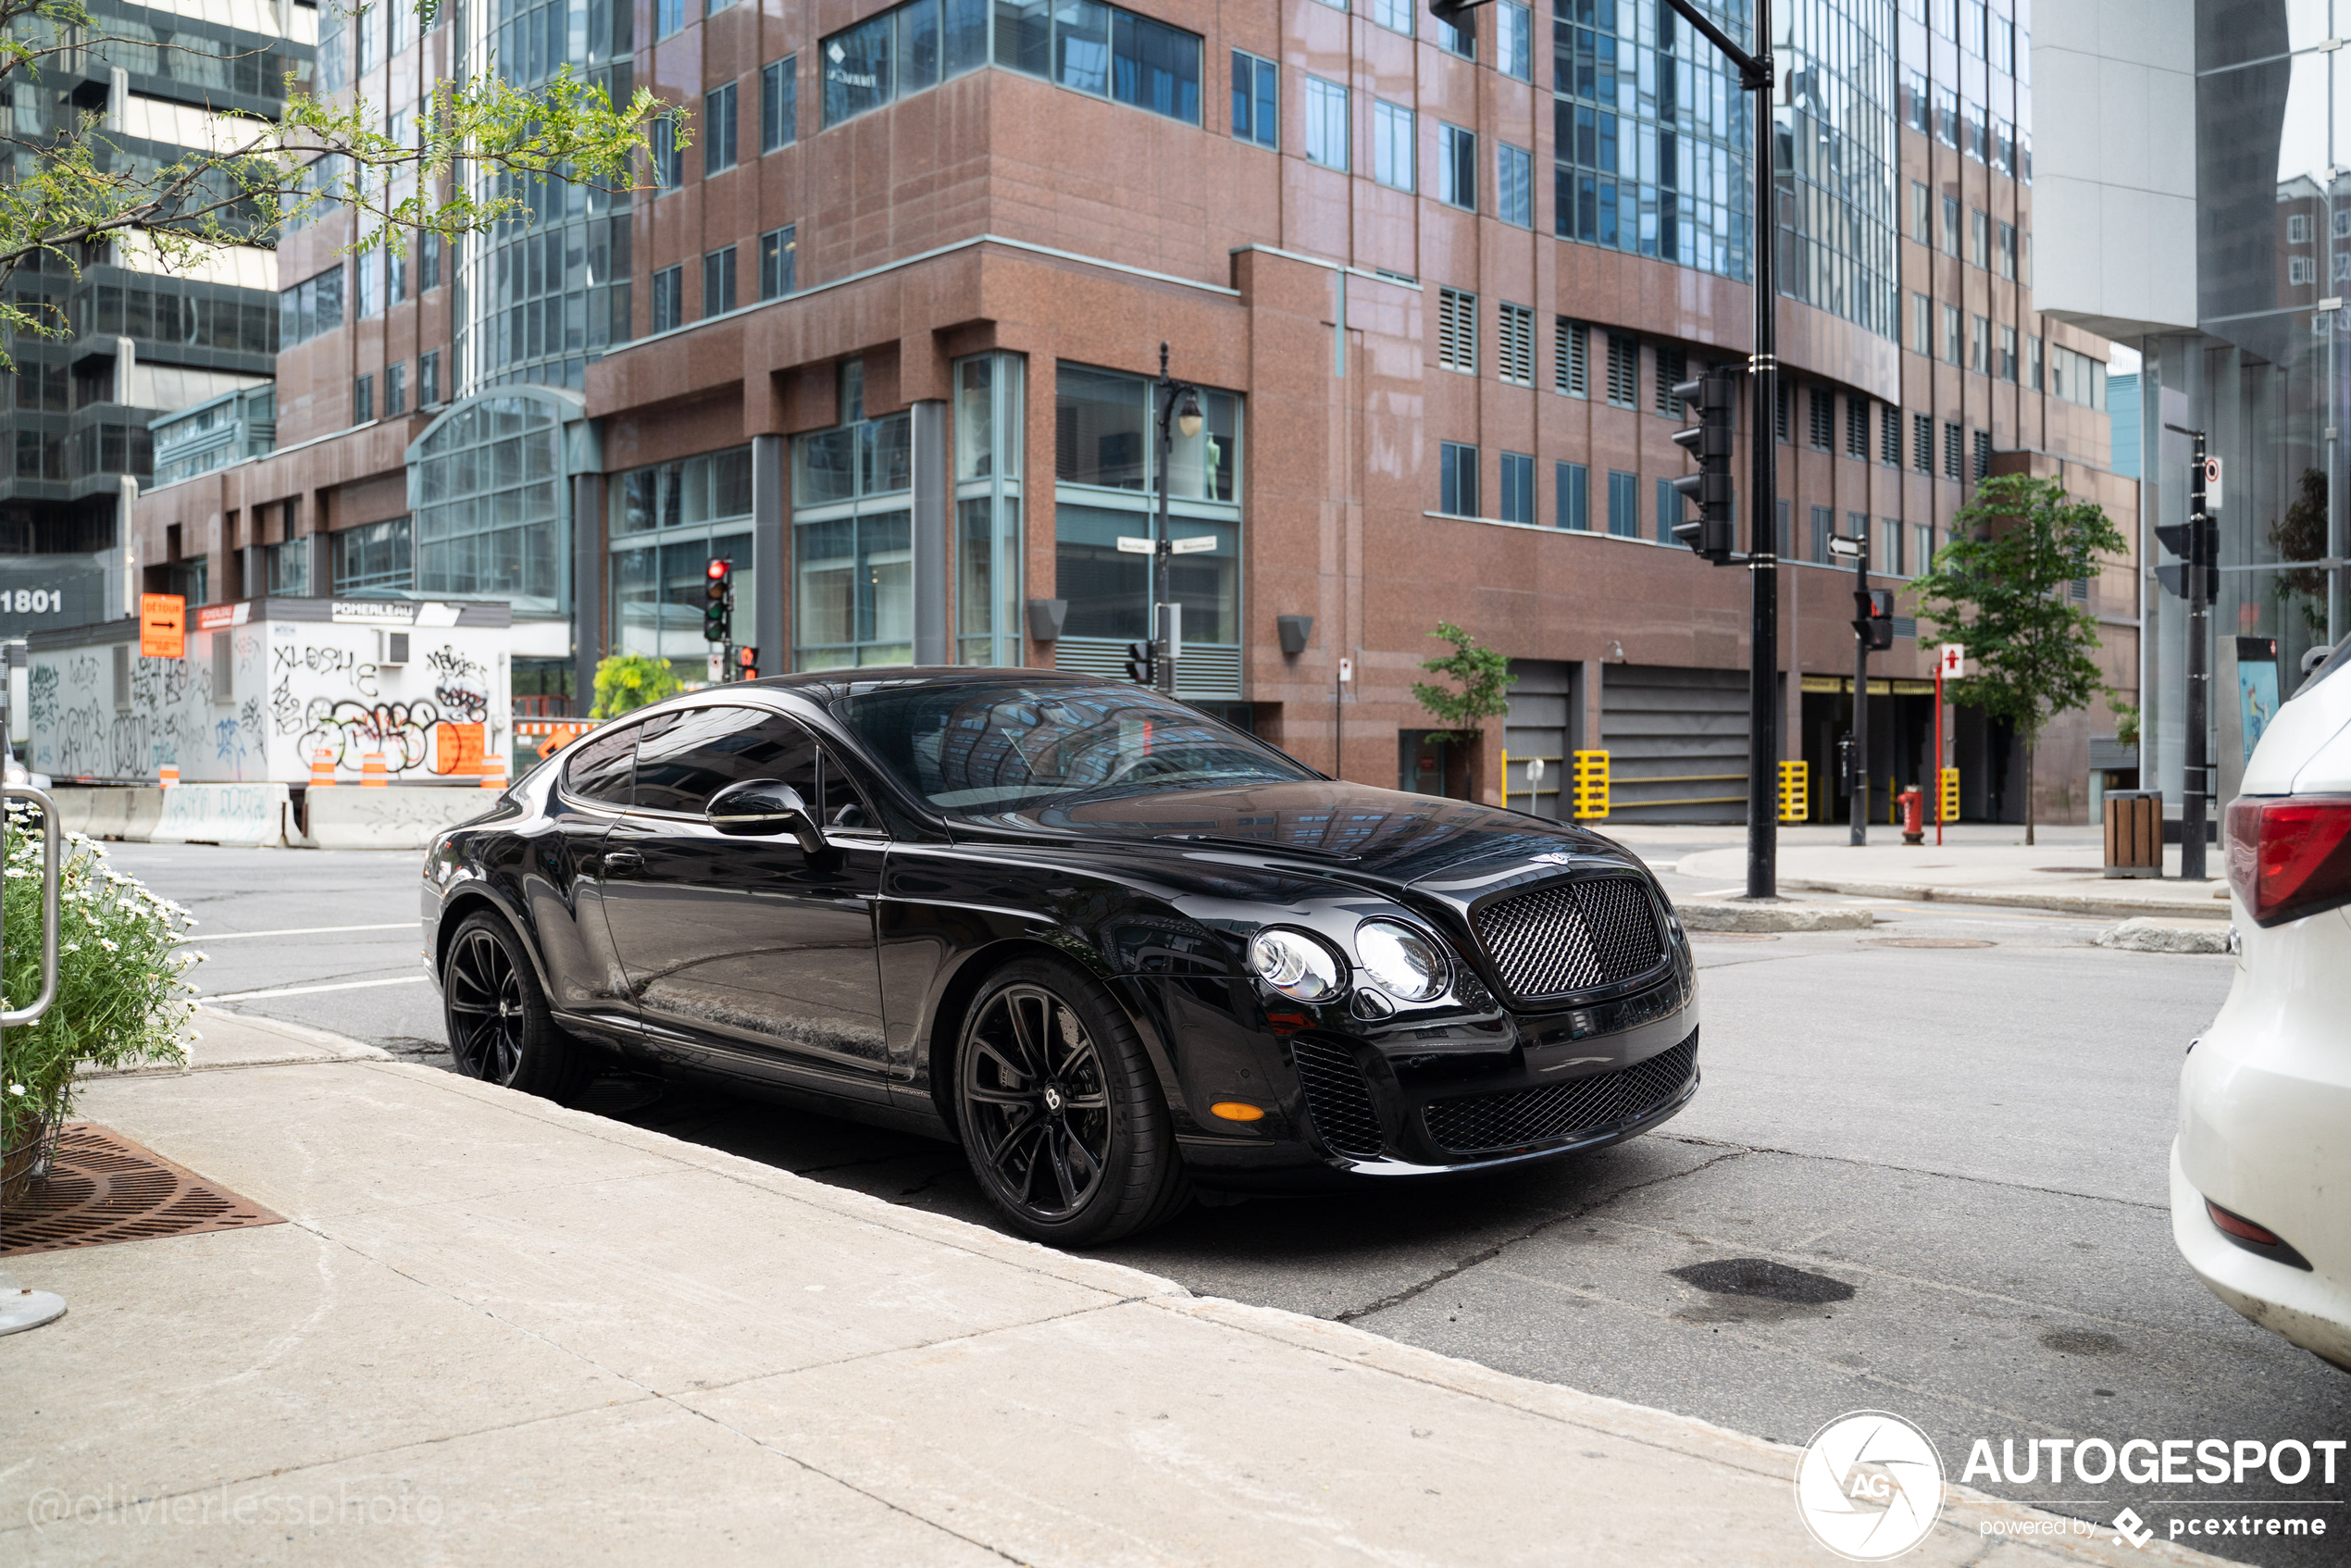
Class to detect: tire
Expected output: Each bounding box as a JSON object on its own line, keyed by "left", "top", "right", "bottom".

{"left": 953, "top": 956, "right": 1190, "bottom": 1246}
{"left": 441, "top": 912, "right": 593, "bottom": 1104}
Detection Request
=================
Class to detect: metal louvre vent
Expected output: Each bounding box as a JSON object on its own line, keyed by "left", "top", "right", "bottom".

{"left": 1290, "top": 1038, "right": 1384, "bottom": 1160}
{"left": 1472, "top": 876, "right": 1665, "bottom": 1002}
{"left": 1424, "top": 1034, "right": 1698, "bottom": 1153}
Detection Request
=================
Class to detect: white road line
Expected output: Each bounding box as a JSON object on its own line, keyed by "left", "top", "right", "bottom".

{"left": 176, "top": 923, "right": 412, "bottom": 943}
{"left": 205, "top": 976, "right": 430, "bottom": 1002}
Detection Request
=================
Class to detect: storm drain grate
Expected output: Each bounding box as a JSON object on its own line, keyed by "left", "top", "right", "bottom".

{"left": 2, "top": 1123, "right": 282, "bottom": 1257}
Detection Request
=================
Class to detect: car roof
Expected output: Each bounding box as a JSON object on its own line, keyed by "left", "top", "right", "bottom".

{"left": 737, "top": 667, "right": 1128, "bottom": 701}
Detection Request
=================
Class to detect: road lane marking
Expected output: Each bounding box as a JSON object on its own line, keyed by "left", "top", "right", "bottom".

{"left": 176, "top": 923, "right": 412, "bottom": 943}
{"left": 205, "top": 976, "right": 430, "bottom": 1002}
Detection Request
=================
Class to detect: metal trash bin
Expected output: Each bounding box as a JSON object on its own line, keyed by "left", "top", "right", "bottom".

{"left": 2104, "top": 790, "right": 2163, "bottom": 879}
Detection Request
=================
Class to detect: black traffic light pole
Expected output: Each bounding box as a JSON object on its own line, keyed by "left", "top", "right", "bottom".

{"left": 1848, "top": 532, "right": 1869, "bottom": 846}
{"left": 1662, "top": 0, "right": 1776, "bottom": 898}
{"left": 2160, "top": 425, "right": 2212, "bottom": 880}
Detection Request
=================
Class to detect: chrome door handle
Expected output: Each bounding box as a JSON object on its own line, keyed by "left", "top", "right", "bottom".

{"left": 601, "top": 848, "right": 643, "bottom": 876}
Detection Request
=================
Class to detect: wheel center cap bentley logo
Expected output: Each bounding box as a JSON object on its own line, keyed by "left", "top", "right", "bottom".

{"left": 1042, "top": 1086, "right": 1064, "bottom": 1114}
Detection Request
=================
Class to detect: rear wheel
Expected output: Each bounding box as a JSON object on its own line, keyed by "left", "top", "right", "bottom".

{"left": 954, "top": 957, "right": 1189, "bottom": 1246}
{"left": 442, "top": 913, "right": 591, "bottom": 1103}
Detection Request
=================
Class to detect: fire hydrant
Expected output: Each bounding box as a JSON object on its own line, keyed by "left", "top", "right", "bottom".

{"left": 1898, "top": 787, "right": 1924, "bottom": 845}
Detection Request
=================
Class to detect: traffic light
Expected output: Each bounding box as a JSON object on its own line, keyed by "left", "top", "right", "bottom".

{"left": 2154, "top": 518, "right": 2217, "bottom": 601}
{"left": 1123, "top": 640, "right": 1156, "bottom": 684}
{"left": 1851, "top": 587, "right": 1896, "bottom": 652}
{"left": 1670, "top": 369, "right": 1738, "bottom": 563}
{"left": 737, "top": 646, "right": 758, "bottom": 680}
{"left": 703, "top": 558, "right": 733, "bottom": 642}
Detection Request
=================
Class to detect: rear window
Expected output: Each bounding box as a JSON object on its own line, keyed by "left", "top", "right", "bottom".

{"left": 561, "top": 722, "right": 639, "bottom": 807}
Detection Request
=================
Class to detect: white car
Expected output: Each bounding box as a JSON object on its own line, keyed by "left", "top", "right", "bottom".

{"left": 2174, "top": 639, "right": 2351, "bottom": 1371}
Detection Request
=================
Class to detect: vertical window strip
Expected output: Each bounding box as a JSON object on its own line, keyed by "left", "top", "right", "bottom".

{"left": 1913, "top": 412, "right": 1933, "bottom": 474}
{"left": 1654, "top": 345, "right": 1685, "bottom": 416}
{"left": 1605, "top": 332, "right": 1636, "bottom": 407}
{"left": 1498, "top": 304, "right": 1535, "bottom": 386}
{"left": 1555, "top": 317, "right": 1587, "bottom": 396}
{"left": 1439, "top": 289, "right": 1477, "bottom": 374}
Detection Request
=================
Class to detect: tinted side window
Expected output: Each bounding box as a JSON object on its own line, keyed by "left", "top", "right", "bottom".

{"left": 815, "top": 750, "right": 877, "bottom": 831}
{"left": 632, "top": 706, "right": 818, "bottom": 815}
{"left": 562, "top": 721, "right": 640, "bottom": 806}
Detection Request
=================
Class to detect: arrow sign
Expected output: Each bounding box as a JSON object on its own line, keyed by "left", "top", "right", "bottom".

{"left": 1115, "top": 537, "right": 1155, "bottom": 554}
{"left": 1172, "top": 535, "right": 1219, "bottom": 554}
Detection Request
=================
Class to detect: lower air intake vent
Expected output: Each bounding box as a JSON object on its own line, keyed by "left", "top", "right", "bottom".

{"left": 1290, "top": 1037, "right": 1384, "bottom": 1159}
{"left": 1422, "top": 1033, "right": 1698, "bottom": 1153}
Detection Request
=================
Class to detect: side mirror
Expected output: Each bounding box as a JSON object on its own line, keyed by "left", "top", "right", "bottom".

{"left": 705, "top": 778, "right": 826, "bottom": 853}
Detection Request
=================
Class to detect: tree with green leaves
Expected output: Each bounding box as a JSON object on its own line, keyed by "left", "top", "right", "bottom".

{"left": 591, "top": 652, "right": 681, "bottom": 718}
{"left": 1909, "top": 474, "right": 2128, "bottom": 844}
{"left": 0, "top": 0, "right": 668, "bottom": 365}
{"left": 1411, "top": 622, "right": 1511, "bottom": 745}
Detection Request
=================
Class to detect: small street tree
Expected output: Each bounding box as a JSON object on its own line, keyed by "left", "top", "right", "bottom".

{"left": 0, "top": 0, "right": 665, "bottom": 363}
{"left": 1411, "top": 623, "right": 1510, "bottom": 798}
{"left": 1909, "top": 474, "right": 2128, "bottom": 844}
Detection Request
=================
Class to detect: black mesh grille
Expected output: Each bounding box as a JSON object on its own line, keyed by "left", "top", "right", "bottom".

{"left": 1472, "top": 876, "right": 1665, "bottom": 1002}
{"left": 1290, "top": 1038, "right": 1384, "bottom": 1159}
{"left": 1422, "top": 1034, "right": 1698, "bottom": 1153}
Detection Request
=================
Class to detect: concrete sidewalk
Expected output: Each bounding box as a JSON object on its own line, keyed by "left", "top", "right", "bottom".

{"left": 2, "top": 1014, "right": 2233, "bottom": 1566}
{"left": 1670, "top": 840, "right": 2234, "bottom": 921}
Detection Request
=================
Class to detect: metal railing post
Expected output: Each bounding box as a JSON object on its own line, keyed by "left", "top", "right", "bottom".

{"left": 2, "top": 783, "right": 68, "bottom": 1336}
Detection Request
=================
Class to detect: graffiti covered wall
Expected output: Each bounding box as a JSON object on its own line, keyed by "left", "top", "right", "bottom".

{"left": 30, "top": 605, "right": 512, "bottom": 784}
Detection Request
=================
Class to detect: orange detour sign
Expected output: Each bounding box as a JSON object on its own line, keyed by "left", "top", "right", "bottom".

{"left": 139, "top": 594, "right": 186, "bottom": 658}
{"left": 432, "top": 721, "right": 487, "bottom": 776}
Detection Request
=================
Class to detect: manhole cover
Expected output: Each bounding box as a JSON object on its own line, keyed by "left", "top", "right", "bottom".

{"left": 1670, "top": 1257, "right": 1856, "bottom": 1305}
{"left": 1863, "top": 937, "right": 1996, "bottom": 949}
{"left": 2, "top": 1124, "right": 281, "bottom": 1257}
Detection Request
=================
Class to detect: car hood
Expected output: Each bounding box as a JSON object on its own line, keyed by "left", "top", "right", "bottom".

{"left": 952, "top": 778, "right": 1648, "bottom": 893}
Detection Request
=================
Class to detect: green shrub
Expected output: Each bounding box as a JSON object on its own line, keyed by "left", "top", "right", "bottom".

{"left": 3, "top": 806, "right": 201, "bottom": 1159}
{"left": 591, "top": 653, "right": 683, "bottom": 718}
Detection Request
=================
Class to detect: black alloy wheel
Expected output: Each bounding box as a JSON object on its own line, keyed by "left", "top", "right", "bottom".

{"left": 441, "top": 913, "right": 591, "bottom": 1103}
{"left": 954, "top": 957, "right": 1189, "bottom": 1245}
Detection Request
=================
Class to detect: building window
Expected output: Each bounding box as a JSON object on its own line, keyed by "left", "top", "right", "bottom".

{"left": 610, "top": 446, "right": 757, "bottom": 672}
{"left": 1371, "top": 0, "right": 1412, "bottom": 37}
{"left": 417, "top": 230, "right": 442, "bottom": 292}
{"left": 796, "top": 367, "right": 923, "bottom": 667}
{"left": 1910, "top": 180, "right": 1930, "bottom": 243}
{"left": 1437, "top": 123, "right": 1474, "bottom": 208}
{"left": 1846, "top": 395, "right": 1868, "bottom": 458}
{"left": 1968, "top": 207, "right": 1988, "bottom": 268}
{"left": 656, "top": 0, "right": 684, "bottom": 38}
{"left": 1556, "top": 462, "right": 1588, "bottom": 529}
{"left": 1433, "top": 6, "right": 1471, "bottom": 56}
{"left": 1880, "top": 404, "right": 1900, "bottom": 466}
{"left": 705, "top": 82, "right": 739, "bottom": 175}
{"left": 1303, "top": 77, "right": 1348, "bottom": 168}
{"left": 759, "top": 226, "right": 797, "bottom": 300}
{"left": 1606, "top": 470, "right": 1637, "bottom": 537}
{"left": 1654, "top": 346, "right": 1686, "bottom": 415}
{"left": 1605, "top": 332, "right": 1636, "bottom": 408}
{"left": 1231, "top": 50, "right": 1276, "bottom": 147}
{"left": 1942, "top": 421, "right": 1961, "bottom": 480}
{"left": 1655, "top": 477, "right": 1682, "bottom": 543}
{"left": 353, "top": 374, "right": 373, "bottom": 424}
{"left": 1910, "top": 292, "right": 1930, "bottom": 355}
{"left": 986, "top": 0, "right": 1203, "bottom": 125}
{"left": 762, "top": 56, "right": 798, "bottom": 151}
{"left": 1375, "top": 101, "right": 1415, "bottom": 191}
{"left": 419, "top": 349, "right": 440, "bottom": 408}
{"left": 1881, "top": 516, "right": 1903, "bottom": 577}
{"left": 652, "top": 265, "right": 684, "bottom": 333}
{"left": 1497, "top": 304, "right": 1535, "bottom": 386}
{"left": 1499, "top": 453, "right": 1534, "bottom": 524}
{"left": 1972, "top": 429, "right": 1992, "bottom": 479}
{"left": 953, "top": 353, "right": 1026, "bottom": 666}
{"left": 1554, "top": 317, "right": 1587, "bottom": 396}
{"left": 652, "top": 113, "right": 686, "bottom": 189}
{"left": 1439, "top": 442, "right": 1478, "bottom": 516}
{"left": 1495, "top": 0, "right": 1531, "bottom": 79}
{"left": 1943, "top": 304, "right": 1961, "bottom": 364}
{"left": 1971, "top": 314, "right": 1989, "bottom": 374}
{"left": 1902, "top": 67, "right": 1927, "bottom": 131}
{"left": 385, "top": 362, "right": 405, "bottom": 417}
{"left": 331, "top": 516, "right": 413, "bottom": 596}
{"left": 1438, "top": 289, "right": 1477, "bottom": 373}
{"left": 386, "top": 245, "right": 405, "bottom": 306}
{"left": 1996, "top": 221, "right": 2016, "bottom": 280}
{"left": 704, "top": 246, "right": 738, "bottom": 317}
{"left": 1808, "top": 386, "right": 1832, "bottom": 450}
{"left": 1916, "top": 521, "right": 1935, "bottom": 574}
{"left": 1941, "top": 193, "right": 1959, "bottom": 255}
{"left": 1913, "top": 412, "right": 1933, "bottom": 474}
{"left": 822, "top": 0, "right": 989, "bottom": 128}
{"left": 1998, "top": 324, "right": 2018, "bottom": 382}
{"left": 264, "top": 539, "right": 310, "bottom": 595}
{"left": 356, "top": 252, "right": 380, "bottom": 318}
{"left": 1934, "top": 84, "right": 1959, "bottom": 147}
{"left": 1498, "top": 143, "right": 1531, "bottom": 227}
{"left": 280, "top": 265, "right": 345, "bottom": 348}
{"left": 2289, "top": 213, "right": 2313, "bottom": 243}
{"left": 413, "top": 392, "right": 566, "bottom": 605}
{"left": 1809, "top": 505, "right": 1832, "bottom": 564}
{"left": 2290, "top": 255, "right": 2317, "bottom": 286}
{"left": 2029, "top": 334, "right": 2045, "bottom": 391}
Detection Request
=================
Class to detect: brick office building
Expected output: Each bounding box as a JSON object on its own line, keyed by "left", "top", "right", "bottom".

{"left": 135, "top": 0, "right": 2134, "bottom": 821}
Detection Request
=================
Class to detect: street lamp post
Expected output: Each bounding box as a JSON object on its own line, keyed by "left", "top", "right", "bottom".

{"left": 1151, "top": 342, "right": 1204, "bottom": 697}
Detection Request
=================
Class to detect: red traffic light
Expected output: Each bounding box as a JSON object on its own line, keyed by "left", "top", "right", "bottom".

{"left": 706, "top": 558, "right": 729, "bottom": 579}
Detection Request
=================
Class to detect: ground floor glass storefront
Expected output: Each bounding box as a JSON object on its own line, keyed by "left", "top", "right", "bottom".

{"left": 794, "top": 363, "right": 914, "bottom": 668}
{"left": 610, "top": 445, "right": 753, "bottom": 673}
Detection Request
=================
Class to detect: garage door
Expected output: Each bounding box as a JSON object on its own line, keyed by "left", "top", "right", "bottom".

{"left": 1599, "top": 665, "right": 1748, "bottom": 823}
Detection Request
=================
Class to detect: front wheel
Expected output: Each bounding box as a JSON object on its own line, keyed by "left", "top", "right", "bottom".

{"left": 953, "top": 957, "right": 1189, "bottom": 1246}
{"left": 442, "top": 912, "right": 592, "bottom": 1103}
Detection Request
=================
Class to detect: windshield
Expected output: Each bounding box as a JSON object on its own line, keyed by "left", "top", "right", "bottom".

{"left": 834, "top": 680, "right": 1317, "bottom": 818}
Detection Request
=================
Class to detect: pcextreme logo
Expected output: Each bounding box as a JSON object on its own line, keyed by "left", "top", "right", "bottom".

{"left": 1794, "top": 1411, "right": 1946, "bottom": 1562}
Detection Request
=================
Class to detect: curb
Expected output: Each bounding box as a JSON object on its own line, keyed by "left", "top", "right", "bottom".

{"left": 2094, "top": 918, "right": 2235, "bottom": 954}
{"left": 1677, "top": 900, "right": 1873, "bottom": 932}
{"left": 1672, "top": 856, "right": 2233, "bottom": 922}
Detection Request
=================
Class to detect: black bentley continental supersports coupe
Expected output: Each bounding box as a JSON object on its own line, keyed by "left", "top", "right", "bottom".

{"left": 422, "top": 670, "right": 1698, "bottom": 1243}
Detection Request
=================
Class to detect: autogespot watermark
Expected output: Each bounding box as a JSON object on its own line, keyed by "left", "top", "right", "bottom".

{"left": 26, "top": 1483, "right": 443, "bottom": 1533}
{"left": 1796, "top": 1412, "right": 2345, "bottom": 1559}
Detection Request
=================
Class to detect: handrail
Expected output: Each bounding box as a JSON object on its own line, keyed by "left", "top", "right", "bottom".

{"left": 3, "top": 784, "right": 61, "bottom": 1028}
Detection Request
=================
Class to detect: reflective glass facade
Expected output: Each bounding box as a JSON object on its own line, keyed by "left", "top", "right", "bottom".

{"left": 407, "top": 392, "right": 569, "bottom": 609}
{"left": 1776, "top": 0, "right": 1899, "bottom": 337}
{"left": 610, "top": 446, "right": 754, "bottom": 673}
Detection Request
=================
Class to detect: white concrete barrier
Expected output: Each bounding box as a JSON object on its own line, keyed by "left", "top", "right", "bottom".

{"left": 43, "top": 788, "right": 166, "bottom": 841}
{"left": 304, "top": 786, "right": 496, "bottom": 851}
{"left": 150, "top": 783, "right": 292, "bottom": 848}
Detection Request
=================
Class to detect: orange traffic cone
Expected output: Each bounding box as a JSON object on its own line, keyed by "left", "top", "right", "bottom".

{"left": 157, "top": 765, "right": 179, "bottom": 789}
{"left": 310, "top": 748, "right": 335, "bottom": 788}
{"left": 361, "top": 751, "right": 388, "bottom": 787}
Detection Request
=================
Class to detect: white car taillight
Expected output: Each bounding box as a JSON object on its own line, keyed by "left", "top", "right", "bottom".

{"left": 2225, "top": 794, "right": 2351, "bottom": 927}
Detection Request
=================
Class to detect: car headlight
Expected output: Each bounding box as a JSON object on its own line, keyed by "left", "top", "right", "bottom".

{"left": 1248, "top": 927, "right": 1345, "bottom": 1002}
{"left": 1355, "top": 919, "right": 1448, "bottom": 1003}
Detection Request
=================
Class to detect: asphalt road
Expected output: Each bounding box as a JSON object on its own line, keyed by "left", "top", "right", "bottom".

{"left": 111, "top": 832, "right": 2349, "bottom": 1566}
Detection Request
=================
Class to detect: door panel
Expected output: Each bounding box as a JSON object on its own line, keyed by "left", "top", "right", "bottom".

{"left": 601, "top": 707, "right": 892, "bottom": 1099}
{"left": 525, "top": 720, "right": 637, "bottom": 1030}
